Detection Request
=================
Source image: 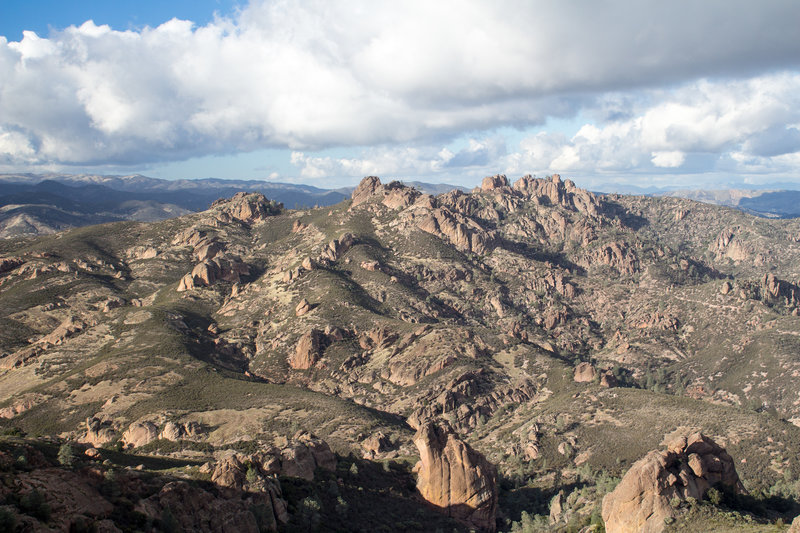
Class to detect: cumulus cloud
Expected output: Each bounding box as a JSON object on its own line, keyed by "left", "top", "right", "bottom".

{"left": 1, "top": 0, "right": 800, "bottom": 180}
{"left": 503, "top": 73, "right": 800, "bottom": 179}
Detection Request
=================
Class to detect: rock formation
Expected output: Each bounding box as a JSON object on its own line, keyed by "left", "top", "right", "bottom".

{"left": 289, "top": 330, "right": 325, "bottom": 369}
{"left": 602, "top": 432, "right": 745, "bottom": 533}
{"left": 121, "top": 421, "right": 159, "bottom": 448}
{"left": 573, "top": 362, "right": 597, "bottom": 383}
{"left": 211, "top": 192, "right": 281, "bottom": 224}
{"left": 413, "top": 421, "right": 498, "bottom": 532}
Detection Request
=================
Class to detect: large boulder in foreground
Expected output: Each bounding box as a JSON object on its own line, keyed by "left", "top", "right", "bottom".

{"left": 602, "top": 432, "right": 745, "bottom": 533}
{"left": 413, "top": 421, "right": 498, "bottom": 532}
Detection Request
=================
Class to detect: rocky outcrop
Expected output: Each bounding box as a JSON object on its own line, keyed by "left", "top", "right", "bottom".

{"left": 80, "top": 417, "right": 118, "bottom": 447}
{"left": 573, "top": 362, "right": 597, "bottom": 383}
{"left": 586, "top": 242, "right": 639, "bottom": 274}
{"left": 121, "top": 421, "right": 159, "bottom": 448}
{"left": 211, "top": 192, "right": 281, "bottom": 224}
{"left": 137, "top": 479, "right": 287, "bottom": 532}
{"left": 39, "top": 315, "right": 86, "bottom": 346}
{"left": 351, "top": 176, "right": 423, "bottom": 209}
{"left": 413, "top": 421, "right": 498, "bottom": 532}
{"left": 412, "top": 207, "right": 499, "bottom": 255}
{"left": 362, "top": 432, "right": 392, "bottom": 459}
{"left": 0, "top": 256, "right": 25, "bottom": 275}
{"left": 295, "top": 298, "right": 312, "bottom": 317}
{"left": 177, "top": 257, "right": 250, "bottom": 291}
{"left": 351, "top": 176, "right": 382, "bottom": 206}
{"left": 160, "top": 421, "right": 203, "bottom": 442}
{"left": 602, "top": 432, "right": 745, "bottom": 533}
{"left": 761, "top": 273, "right": 799, "bottom": 307}
{"left": 480, "top": 174, "right": 510, "bottom": 192}
{"left": 513, "top": 174, "right": 600, "bottom": 216}
{"left": 289, "top": 330, "right": 325, "bottom": 370}
{"left": 711, "top": 229, "right": 749, "bottom": 262}
{"left": 319, "top": 233, "right": 356, "bottom": 263}
{"left": 213, "top": 432, "right": 335, "bottom": 484}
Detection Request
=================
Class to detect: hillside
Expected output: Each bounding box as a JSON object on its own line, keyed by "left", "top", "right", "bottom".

{"left": 0, "top": 174, "right": 350, "bottom": 239}
{"left": 1, "top": 175, "right": 799, "bottom": 532}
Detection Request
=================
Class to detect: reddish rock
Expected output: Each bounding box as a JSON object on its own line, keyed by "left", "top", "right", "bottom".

{"left": 480, "top": 174, "right": 510, "bottom": 191}
{"left": 289, "top": 330, "right": 325, "bottom": 369}
{"left": 602, "top": 432, "right": 745, "bottom": 533}
{"left": 351, "top": 176, "right": 382, "bottom": 206}
{"left": 295, "top": 298, "right": 312, "bottom": 317}
{"left": 413, "top": 421, "right": 498, "bottom": 532}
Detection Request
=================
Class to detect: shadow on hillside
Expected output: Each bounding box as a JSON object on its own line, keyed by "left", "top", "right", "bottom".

{"left": 601, "top": 199, "right": 649, "bottom": 231}
{"left": 500, "top": 237, "right": 585, "bottom": 275}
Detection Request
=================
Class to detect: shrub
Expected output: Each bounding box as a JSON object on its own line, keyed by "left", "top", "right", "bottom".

{"left": 19, "top": 489, "right": 50, "bottom": 522}
{"left": 707, "top": 487, "right": 722, "bottom": 506}
{"left": 0, "top": 507, "right": 16, "bottom": 532}
{"left": 58, "top": 442, "right": 74, "bottom": 467}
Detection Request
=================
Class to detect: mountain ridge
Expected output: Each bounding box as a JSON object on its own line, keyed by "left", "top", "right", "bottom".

{"left": 1, "top": 173, "right": 799, "bottom": 531}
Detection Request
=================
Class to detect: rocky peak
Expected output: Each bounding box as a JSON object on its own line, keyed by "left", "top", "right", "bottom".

{"left": 211, "top": 192, "right": 281, "bottom": 224}
{"left": 413, "top": 421, "right": 498, "bottom": 532}
{"left": 351, "top": 176, "right": 382, "bottom": 206}
{"left": 350, "top": 176, "right": 423, "bottom": 209}
{"left": 602, "top": 432, "right": 745, "bottom": 533}
{"left": 480, "top": 174, "right": 510, "bottom": 192}
{"left": 513, "top": 173, "right": 600, "bottom": 216}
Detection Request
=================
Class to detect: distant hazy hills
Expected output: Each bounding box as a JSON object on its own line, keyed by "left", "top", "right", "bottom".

{"left": 658, "top": 188, "right": 800, "bottom": 218}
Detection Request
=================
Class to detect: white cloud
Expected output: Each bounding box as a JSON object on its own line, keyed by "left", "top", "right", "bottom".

{"left": 651, "top": 151, "right": 686, "bottom": 168}
{"left": 0, "top": 0, "right": 799, "bottom": 185}
{"left": 504, "top": 73, "right": 800, "bottom": 179}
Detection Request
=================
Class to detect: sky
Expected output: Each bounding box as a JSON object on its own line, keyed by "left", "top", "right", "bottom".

{"left": 1, "top": 1, "right": 800, "bottom": 190}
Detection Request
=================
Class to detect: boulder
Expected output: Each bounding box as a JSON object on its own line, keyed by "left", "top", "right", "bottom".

{"left": 80, "top": 417, "right": 117, "bottom": 447}
{"left": 361, "top": 432, "right": 391, "bottom": 458}
{"left": 573, "top": 362, "right": 597, "bottom": 383}
{"left": 289, "top": 330, "right": 325, "bottom": 370}
{"left": 602, "top": 432, "right": 745, "bottom": 533}
{"left": 295, "top": 298, "right": 312, "bottom": 317}
{"left": 121, "top": 421, "right": 159, "bottom": 448}
{"left": 413, "top": 421, "right": 498, "bottom": 532}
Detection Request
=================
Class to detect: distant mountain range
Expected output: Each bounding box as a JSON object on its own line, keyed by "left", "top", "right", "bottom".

{"left": 0, "top": 173, "right": 352, "bottom": 238}
{"left": 657, "top": 188, "right": 800, "bottom": 218}
{"left": 1, "top": 172, "right": 798, "bottom": 239}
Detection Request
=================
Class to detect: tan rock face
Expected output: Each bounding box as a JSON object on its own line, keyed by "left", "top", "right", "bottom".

{"left": 351, "top": 175, "right": 382, "bottom": 206}
{"left": 213, "top": 432, "right": 335, "bottom": 484}
{"left": 573, "top": 362, "right": 597, "bottom": 383}
{"left": 80, "top": 417, "right": 117, "bottom": 447}
{"left": 602, "top": 432, "right": 745, "bottom": 533}
{"left": 413, "top": 421, "right": 498, "bottom": 532}
{"left": 211, "top": 192, "right": 281, "bottom": 224}
{"left": 480, "top": 174, "right": 510, "bottom": 191}
{"left": 289, "top": 330, "right": 325, "bottom": 369}
{"left": 39, "top": 315, "right": 86, "bottom": 346}
{"left": 295, "top": 298, "right": 312, "bottom": 317}
{"left": 121, "top": 421, "right": 159, "bottom": 448}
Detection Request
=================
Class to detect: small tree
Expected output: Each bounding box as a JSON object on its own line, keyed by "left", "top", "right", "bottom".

{"left": 57, "top": 442, "right": 74, "bottom": 467}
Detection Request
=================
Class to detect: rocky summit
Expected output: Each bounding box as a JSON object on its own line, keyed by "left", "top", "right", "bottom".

{"left": 1, "top": 175, "right": 800, "bottom": 531}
